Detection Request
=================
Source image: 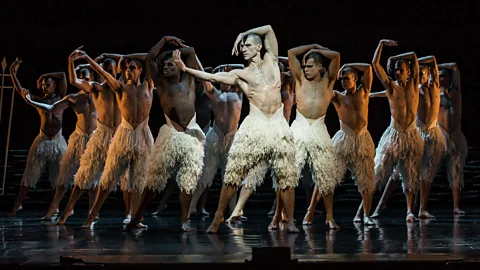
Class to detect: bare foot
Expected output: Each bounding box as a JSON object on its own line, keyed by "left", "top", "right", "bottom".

{"left": 225, "top": 209, "right": 244, "bottom": 224}
{"left": 123, "top": 215, "right": 131, "bottom": 224}
{"left": 325, "top": 217, "right": 340, "bottom": 229}
{"left": 181, "top": 222, "right": 191, "bottom": 232}
{"left": 302, "top": 210, "right": 314, "bottom": 226}
{"left": 201, "top": 209, "right": 210, "bottom": 216}
{"left": 418, "top": 210, "right": 435, "bottom": 219}
{"left": 124, "top": 216, "right": 146, "bottom": 231}
{"left": 152, "top": 204, "right": 167, "bottom": 216}
{"left": 56, "top": 217, "right": 66, "bottom": 225}
{"left": 453, "top": 208, "right": 465, "bottom": 215}
{"left": 267, "top": 208, "right": 275, "bottom": 216}
{"left": 364, "top": 217, "right": 375, "bottom": 226}
{"left": 406, "top": 213, "right": 417, "bottom": 222}
{"left": 286, "top": 222, "right": 300, "bottom": 233}
{"left": 268, "top": 215, "right": 281, "bottom": 231}
{"left": 370, "top": 205, "right": 384, "bottom": 218}
{"left": 206, "top": 215, "right": 224, "bottom": 234}
{"left": 10, "top": 204, "right": 23, "bottom": 216}
{"left": 353, "top": 215, "right": 363, "bottom": 223}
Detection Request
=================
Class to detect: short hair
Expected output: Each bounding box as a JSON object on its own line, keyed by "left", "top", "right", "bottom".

{"left": 242, "top": 33, "right": 262, "bottom": 46}
{"left": 124, "top": 58, "right": 143, "bottom": 70}
{"left": 395, "top": 59, "right": 411, "bottom": 70}
{"left": 439, "top": 68, "right": 452, "bottom": 77}
{"left": 342, "top": 67, "right": 358, "bottom": 79}
{"left": 304, "top": 52, "right": 325, "bottom": 66}
{"left": 103, "top": 57, "right": 117, "bottom": 67}
{"left": 78, "top": 68, "right": 92, "bottom": 79}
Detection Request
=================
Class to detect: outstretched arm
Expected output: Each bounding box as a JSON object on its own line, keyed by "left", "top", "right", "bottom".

{"left": 372, "top": 39, "right": 397, "bottom": 89}
{"left": 305, "top": 47, "right": 340, "bottom": 82}
{"left": 233, "top": 25, "right": 278, "bottom": 60}
{"left": 213, "top": 64, "right": 244, "bottom": 73}
{"left": 369, "top": 90, "right": 387, "bottom": 98}
{"left": 173, "top": 50, "right": 239, "bottom": 86}
{"left": 288, "top": 44, "right": 323, "bottom": 80}
{"left": 72, "top": 49, "right": 122, "bottom": 92}
{"left": 339, "top": 63, "right": 373, "bottom": 92}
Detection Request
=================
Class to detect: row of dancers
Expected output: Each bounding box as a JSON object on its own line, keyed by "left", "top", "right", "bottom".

{"left": 8, "top": 25, "right": 467, "bottom": 233}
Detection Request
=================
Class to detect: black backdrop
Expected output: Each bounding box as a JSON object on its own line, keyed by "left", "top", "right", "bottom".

{"left": 0, "top": 0, "right": 478, "bottom": 151}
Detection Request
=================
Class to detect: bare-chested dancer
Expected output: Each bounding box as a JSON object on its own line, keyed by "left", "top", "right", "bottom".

{"left": 225, "top": 60, "right": 297, "bottom": 223}
{"left": 437, "top": 62, "right": 467, "bottom": 215}
{"left": 286, "top": 44, "right": 342, "bottom": 229}
{"left": 370, "top": 39, "right": 423, "bottom": 222}
{"left": 330, "top": 63, "right": 376, "bottom": 225}
{"left": 188, "top": 64, "right": 244, "bottom": 219}
{"left": 369, "top": 56, "right": 446, "bottom": 219}
{"left": 55, "top": 52, "right": 122, "bottom": 225}
{"left": 173, "top": 25, "right": 299, "bottom": 233}
{"left": 72, "top": 48, "right": 154, "bottom": 229}
{"left": 10, "top": 60, "right": 68, "bottom": 216}
{"left": 125, "top": 36, "right": 207, "bottom": 232}
{"left": 41, "top": 51, "right": 98, "bottom": 221}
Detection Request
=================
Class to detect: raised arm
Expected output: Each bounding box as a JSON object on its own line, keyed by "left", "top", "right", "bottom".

{"left": 212, "top": 64, "right": 244, "bottom": 73}
{"left": 190, "top": 50, "right": 215, "bottom": 94}
{"left": 233, "top": 25, "right": 278, "bottom": 60}
{"left": 305, "top": 47, "right": 340, "bottom": 82}
{"left": 438, "top": 62, "right": 460, "bottom": 91}
{"left": 288, "top": 44, "right": 323, "bottom": 80}
{"left": 9, "top": 59, "right": 27, "bottom": 97}
{"left": 37, "top": 72, "right": 67, "bottom": 97}
{"left": 339, "top": 63, "right": 373, "bottom": 92}
{"left": 147, "top": 36, "right": 185, "bottom": 61}
{"left": 388, "top": 51, "right": 419, "bottom": 85}
{"left": 72, "top": 49, "right": 122, "bottom": 92}
{"left": 418, "top": 55, "right": 439, "bottom": 86}
{"left": 372, "top": 39, "right": 397, "bottom": 89}
{"left": 68, "top": 48, "right": 95, "bottom": 93}
{"left": 173, "top": 50, "right": 239, "bottom": 86}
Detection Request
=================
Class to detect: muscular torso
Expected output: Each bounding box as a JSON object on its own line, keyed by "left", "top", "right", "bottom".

{"left": 211, "top": 90, "right": 243, "bottom": 134}
{"left": 195, "top": 91, "right": 212, "bottom": 130}
{"left": 296, "top": 75, "right": 334, "bottom": 119}
{"left": 386, "top": 80, "right": 419, "bottom": 128}
{"left": 281, "top": 73, "right": 295, "bottom": 122}
{"left": 91, "top": 83, "right": 121, "bottom": 129}
{"left": 34, "top": 95, "right": 64, "bottom": 139}
{"left": 417, "top": 82, "right": 440, "bottom": 128}
{"left": 438, "top": 87, "right": 462, "bottom": 134}
{"left": 116, "top": 82, "right": 153, "bottom": 128}
{"left": 157, "top": 75, "right": 196, "bottom": 131}
{"left": 333, "top": 88, "right": 369, "bottom": 130}
{"left": 68, "top": 92, "right": 97, "bottom": 134}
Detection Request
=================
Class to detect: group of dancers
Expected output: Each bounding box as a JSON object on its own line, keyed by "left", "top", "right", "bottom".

{"left": 8, "top": 25, "right": 467, "bottom": 233}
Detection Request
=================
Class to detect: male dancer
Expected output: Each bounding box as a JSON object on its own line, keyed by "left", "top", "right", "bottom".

{"left": 173, "top": 25, "right": 299, "bottom": 233}
{"left": 370, "top": 39, "right": 423, "bottom": 222}
{"left": 125, "top": 36, "right": 206, "bottom": 232}
{"left": 72, "top": 48, "right": 154, "bottom": 229}
{"left": 287, "top": 44, "right": 342, "bottom": 229}
{"left": 10, "top": 60, "right": 68, "bottom": 216}
{"left": 56, "top": 52, "right": 122, "bottom": 225}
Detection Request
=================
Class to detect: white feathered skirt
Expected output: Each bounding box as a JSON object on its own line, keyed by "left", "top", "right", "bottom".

{"left": 439, "top": 125, "right": 468, "bottom": 190}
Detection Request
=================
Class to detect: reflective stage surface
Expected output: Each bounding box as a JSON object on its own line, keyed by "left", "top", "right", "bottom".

{"left": 1, "top": 206, "right": 480, "bottom": 267}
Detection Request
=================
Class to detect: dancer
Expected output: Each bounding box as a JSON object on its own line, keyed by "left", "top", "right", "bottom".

{"left": 370, "top": 39, "right": 423, "bottom": 222}
{"left": 10, "top": 60, "right": 68, "bottom": 216}
{"left": 56, "top": 52, "right": 121, "bottom": 225}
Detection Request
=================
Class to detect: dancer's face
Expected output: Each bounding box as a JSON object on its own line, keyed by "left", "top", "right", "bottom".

{"left": 125, "top": 61, "right": 142, "bottom": 81}
{"left": 340, "top": 70, "right": 356, "bottom": 90}
{"left": 419, "top": 66, "right": 430, "bottom": 85}
{"left": 104, "top": 62, "right": 117, "bottom": 77}
{"left": 240, "top": 37, "right": 261, "bottom": 61}
{"left": 41, "top": 77, "right": 56, "bottom": 96}
{"left": 439, "top": 69, "right": 452, "bottom": 89}
{"left": 163, "top": 58, "right": 179, "bottom": 77}
{"left": 303, "top": 58, "right": 321, "bottom": 80}
{"left": 78, "top": 68, "right": 93, "bottom": 82}
{"left": 394, "top": 62, "right": 410, "bottom": 82}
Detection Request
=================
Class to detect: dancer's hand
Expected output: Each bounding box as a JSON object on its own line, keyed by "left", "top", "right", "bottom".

{"left": 10, "top": 59, "right": 22, "bottom": 74}
{"left": 172, "top": 49, "right": 187, "bottom": 72}
{"left": 232, "top": 33, "right": 245, "bottom": 56}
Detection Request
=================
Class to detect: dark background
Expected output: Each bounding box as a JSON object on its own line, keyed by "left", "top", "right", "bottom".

{"left": 0, "top": 0, "right": 478, "bottom": 151}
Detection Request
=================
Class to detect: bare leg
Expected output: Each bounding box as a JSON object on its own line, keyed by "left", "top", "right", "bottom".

{"left": 188, "top": 185, "right": 207, "bottom": 219}
{"left": 206, "top": 184, "right": 237, "bottom": 233}
{"left": 419, "top": 181, "right": 435, "bottom": 218}
{"left": 125, "top": 188, "right": 157, "bottom": 230}
{"left": 323, "top": 193, "right": 339, "bottom": 229}
{"left": 123, "top": 191, "right": 131, "bottom": 218}
{"left": 82, "top": 189, "right": 111, "bottom": 229}
{"left": 302, "top": 186, "right": 320, "bottom": 225}
{"left": 268, "top": 189, "right": 283, "bottom": 230}
{"left": 11, "top": 186, "right": 29, "bottom": 216}
{"left": 229, "top": 190, "right": 237, "bottom": 215}
{"left": 452, "top": 186, "right": 465, "bottom": 215}
{"left": 198, "top": 187, "right": 210, "bottom": 215}
{"left": 42, "top": 186, "right": 67, "bottom": 220}
{"left": 267, "top": 196, "right": 277, "bottom": 216}
{"left": 226, "top": 186, "right": 253, "bottom": 223}
{"left": 277, "top": 188, "right": 299, "bottom": 233}
{"left": 179, "top": 191, "right": 193, "bottom": 232}
{"left": 405, "top": 192, "right": 418, "bottom": 222}
{"left": 361, "top": 192, "right": 375, "bottom": 225}
{"left": 354, "top": 200, "right": 363, "bottom": 222}
{"left": 371, "top": 178, "right": 400, "bottom": 218}
{"left": 123, "top": 192, "right": 135, "bottom": 224}
{"left": 56, "top": 186, "right": 83, "bottom": 225}
{"left": 153, "top": 179, "right": 175, "bottom": 216}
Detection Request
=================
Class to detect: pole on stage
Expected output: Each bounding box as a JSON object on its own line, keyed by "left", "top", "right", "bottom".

{"left": 0, "top": 57, "right": 6, "bottom": 126}
{"left": 1, "top": 57, "right": 15, "bottom": 196}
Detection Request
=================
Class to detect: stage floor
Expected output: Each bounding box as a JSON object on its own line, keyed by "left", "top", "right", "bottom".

{"left": 1, "top": 206, "right": 480, "bottom": 266}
